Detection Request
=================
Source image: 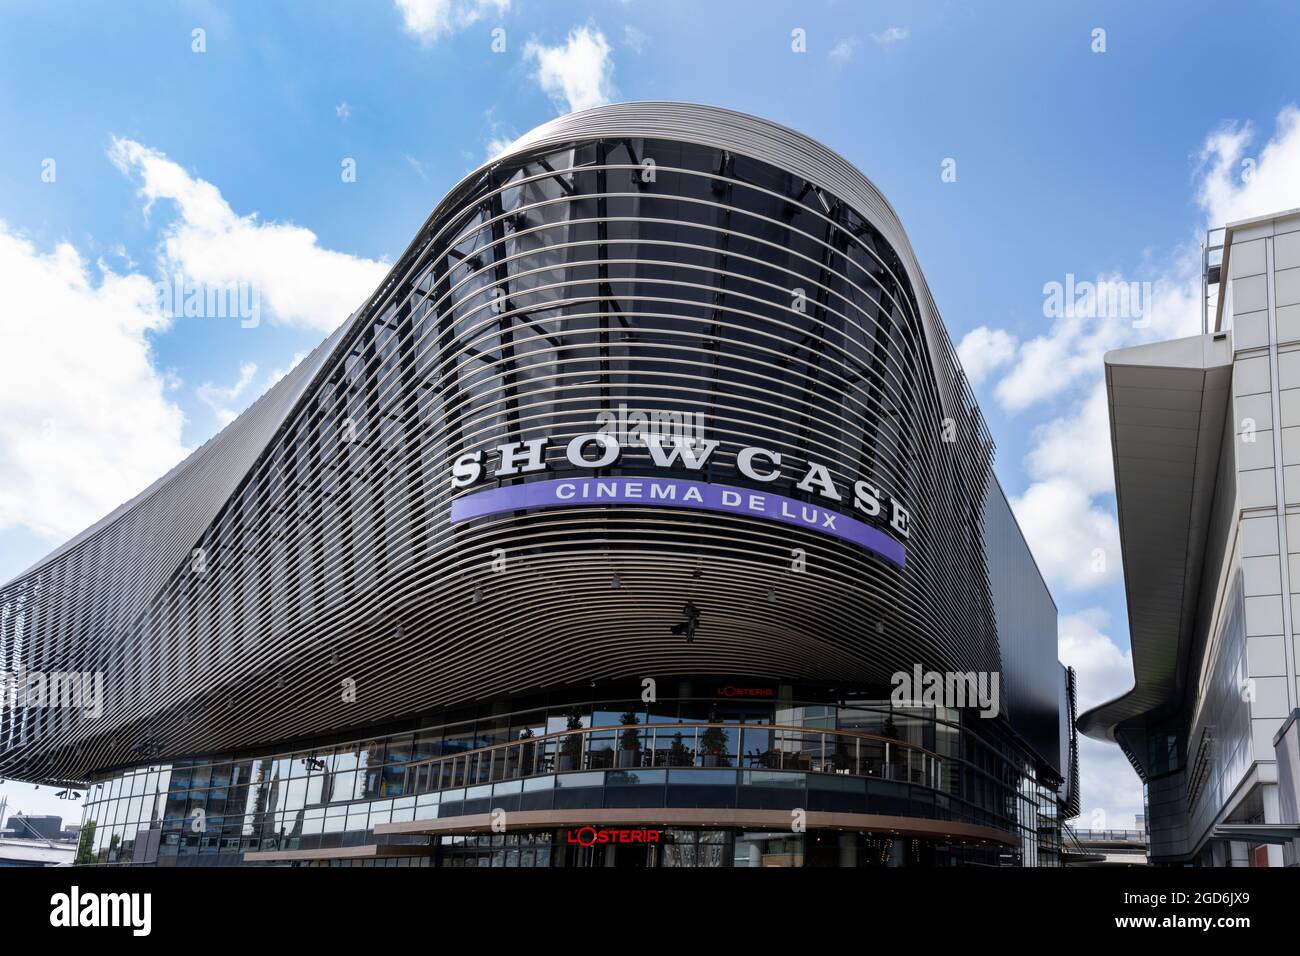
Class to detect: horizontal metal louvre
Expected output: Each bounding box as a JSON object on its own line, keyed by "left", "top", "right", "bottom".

{"left": 1, "top": 104, "right": 998, "bottom": 786}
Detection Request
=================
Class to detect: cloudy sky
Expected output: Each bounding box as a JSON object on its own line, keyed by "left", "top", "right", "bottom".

{"left": 3, "top": 0, "right": 1300, "bottom": 833}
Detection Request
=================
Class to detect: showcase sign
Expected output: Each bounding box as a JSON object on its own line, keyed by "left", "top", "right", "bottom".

{"left": 449, "top": 432, "right": 909, "bottom": 568}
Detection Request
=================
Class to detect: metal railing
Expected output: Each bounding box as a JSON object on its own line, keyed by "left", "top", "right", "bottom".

{"left": 1060, "top": 822, "right": 1092, "bottom": 858}
{"left": 1203, "top": 226, "right": 1226, "bottom": 333}
{"left": 401, "top": 722, "right": 952, "bottom": 797}
{"left": 1069, "top": 829, "right": 1146, "bottom": 842}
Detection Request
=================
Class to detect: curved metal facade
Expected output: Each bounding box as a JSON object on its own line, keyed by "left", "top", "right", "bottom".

{"left": 1, "top": 103, "right": 1000, "bottom": 787}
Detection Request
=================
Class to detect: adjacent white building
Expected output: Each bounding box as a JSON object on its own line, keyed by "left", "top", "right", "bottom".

{"left": 1079, "top": 208, "right": 1300, "bottom": 866}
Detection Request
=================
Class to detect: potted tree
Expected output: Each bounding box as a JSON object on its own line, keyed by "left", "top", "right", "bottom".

{"left": 668, "top": 731, "right": 691, "bottom": 767}
{"left": 557, "top": 709, "right": 584, "bottom": 772}
{"left": 699, "top": 725, "right": 729, "bottom": 767}
{"left": 831, "top": 734, "right": 853, "bottom": 774}
{"left": 617, "top": 711, "right": 641, "bottom": 768}
{"left": 880, "top": 714, "right": 899, "bottom": 740}
{"left": 513, "top": 727, "right": 535, "bottom": 777}
{"left": 880, "top": 713, "right": 901, "bottom": 780}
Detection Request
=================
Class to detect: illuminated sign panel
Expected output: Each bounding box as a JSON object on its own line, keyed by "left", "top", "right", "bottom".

{"left": 565, "top": 827, "right": 662, "bottom": 846}
{"left": 448, "top": 432, "right": 910, "bottom": 568}
{"left": 451, "top": 477, "right": 905, "bottom": 568}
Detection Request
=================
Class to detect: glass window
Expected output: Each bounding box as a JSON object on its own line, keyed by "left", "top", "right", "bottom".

{"left": 412, "top": 731, "right": 443, "bottom": 761}
{"left": 606, "top": 768, "right": 665, "bottom": 786}
{"left": 667, "top": 769, "right": 735, "bottom": 786}
{"left": 345, "top": 805, "right": 369, "bottom": 831}
{"left": 386, "top": 734, "right": 414, "bottom": 764}
{"left": 555, "top": 772, "right": 603, "bottom": 788}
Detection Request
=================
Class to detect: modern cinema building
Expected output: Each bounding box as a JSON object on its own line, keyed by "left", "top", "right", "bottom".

{"left": 0, "top": 103, "right": 1078, "bottom": 868}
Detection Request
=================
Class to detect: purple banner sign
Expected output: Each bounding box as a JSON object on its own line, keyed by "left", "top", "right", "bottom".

{"left": 450, "top": 476, "right": 906, "bottom": 569}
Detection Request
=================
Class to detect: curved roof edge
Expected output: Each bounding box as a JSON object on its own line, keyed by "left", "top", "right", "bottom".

{"left": 488, "top": 102, "right": 986, "bottom": 445}
{"left": 5, "top": 100, "right": 985, "bottom": 624}
{"left": 1077, "top": 332, "right": 1233, "bottom": 767}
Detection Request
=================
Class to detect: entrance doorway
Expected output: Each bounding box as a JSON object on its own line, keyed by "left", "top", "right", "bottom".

{"left": 560, "top": 829, "right": 661, "bottom": 867}
{"left": 611, "top": 841, "right": 653, "bottom": 867}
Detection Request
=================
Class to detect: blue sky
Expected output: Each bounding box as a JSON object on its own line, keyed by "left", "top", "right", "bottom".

{"left": 3, "top": 0, "right": 1300, "bottom": 830}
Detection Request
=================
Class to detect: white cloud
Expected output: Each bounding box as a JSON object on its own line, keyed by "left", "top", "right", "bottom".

{"left": 0, "top": 224, "right": 187, "bottom": 542}
{"left": 623, "top": 25, "right": 647, "bottom": 55}
{"left": 1076, "top": 736, "right": 1146, "bottom": 830}
{"left": 828, "top": 37, "right": 858, "bottom": 63}
{"left": 404, "top": 154, "right": 429, "bottom": 180}
{"left": 1010, "top": 478, "right": 1121, "bottom": 591}
{"left": 483, "top": 107, "right": 518, "bottom": 162}
{"left": 870, "top": 26, "right": 909, "bottom": 45}
{"left": 984, "top": 108, "right": 1300, "bottom": 597}
{"left": 485, "top": 135, "right": 516, "bottom": 161}
{"left": 986, "top": 105, "right": 1300, "bottom": 422}
{"left": 0, "top": 135, "right": 396, "bottom": 551}
{"left": 987, "top": 275, "right": 1198, "bottom": 594}
{"left": 992, "top": 274, "right": 1198, "bottom": 414}
{"left": 1006, "top": 376, "right": 1127, "bottom": 593}
{"left": 196, "top": 361, "right": 259, "bottom": 428}
{"left": 1025, "top": 381, "right": 1114, "bottom": 497}
{"left": 1057, "top": 608, "right": 1143, "bottom": 830}
{"left": 335, "top": 101, "right": 351, "bottom": 120}
{"left": 956, "top": 325, "right": 1017, "bottom": 385}
{"left": 1058, "top": 607, "right": 1134, "bottom": 711}
{"left": 110, "top": 138, "right": 388, "bottom": 334}
{"left": 394, "top": 0, "right": 509, "bottom": 45}
{"left": 993, "top": 316, "right": 1096, "bottom": 413}
{"left": 109, "top": 241, "right": 137, "bottom": 270}
{"left": 524, "top": 25, "right": 615, "bottom": 115}
{"left": 1197, "top": 105, "right": 1300, "bottom": 229}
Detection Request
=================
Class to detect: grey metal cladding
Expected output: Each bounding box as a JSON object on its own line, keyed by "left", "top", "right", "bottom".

{"left": 504, "top": 103, "right": 985, "bottom": 437}
{"left": 1059, "top": 664, "right": 1081, "bottom": 818}
{"left": 0, "top": 320, "right": 353, "bottom": 782}
{"left": 982, "top": 472, "right": 1059, "bottom": 773}
{"left": 0, "top": 102, "right": 1005, "bottom": 786}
